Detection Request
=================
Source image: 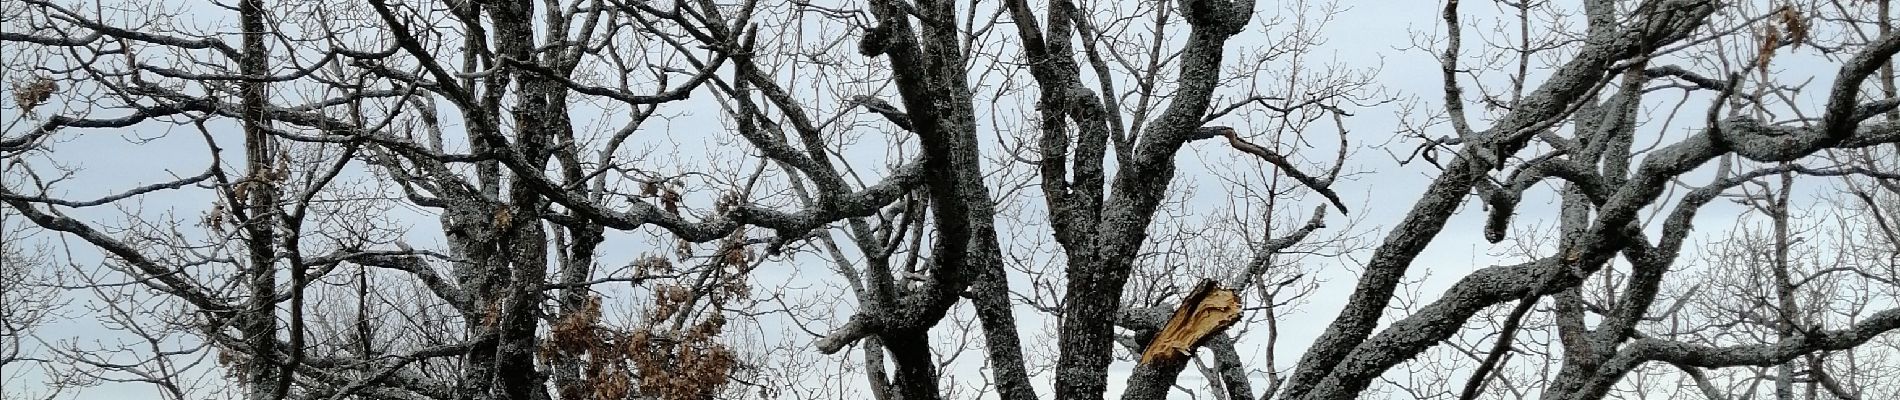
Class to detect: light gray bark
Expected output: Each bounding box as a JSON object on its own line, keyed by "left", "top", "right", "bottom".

{"left": 8, "top": 1, "right": 1900, "bottom": 400}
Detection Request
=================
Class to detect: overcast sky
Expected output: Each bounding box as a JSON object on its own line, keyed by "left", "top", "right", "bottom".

{"left": 1, "top": 0, "right": 1878, "bottom": 398}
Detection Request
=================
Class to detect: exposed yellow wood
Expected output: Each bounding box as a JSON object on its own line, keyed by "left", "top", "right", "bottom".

{"left": 1140, "top": 280, "right": 1243, "bottom": 364}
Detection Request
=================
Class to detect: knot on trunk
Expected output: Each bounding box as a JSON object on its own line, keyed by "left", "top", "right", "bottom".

{"left": 1178, "top": 0, "right": 1255, "bottom": 37}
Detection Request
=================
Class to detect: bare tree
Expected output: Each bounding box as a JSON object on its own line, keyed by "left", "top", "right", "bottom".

{"left": 5, "top": 0, "right": 1900, "bottom": 399}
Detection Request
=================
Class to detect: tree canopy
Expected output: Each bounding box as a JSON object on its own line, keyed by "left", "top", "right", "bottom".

{"left": 3, "top": 0, "right": 1899, "bottom": 399}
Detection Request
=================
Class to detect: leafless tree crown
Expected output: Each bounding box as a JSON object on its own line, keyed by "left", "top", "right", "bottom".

{"left": 3, "top": 0, "right": 1899, "bottom": 399}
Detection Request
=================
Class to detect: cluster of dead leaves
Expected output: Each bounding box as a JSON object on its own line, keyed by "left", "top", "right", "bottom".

{"left": 540, "top": 282, "right": 739, "bottom": 400}
{"left": 625, "top": 316, "right": 734, "bottom": 400}
{"left": 201, "top": 149, "right": 294, "bottom": 234}
{"left": 10, "top": 76, "right": 56, "bottom": 114}
{"left": 639, "top": 180, "right": 686, "bottom": 215}
{"left": 542, "top": 296, "right": 639, "bottom": 400}
{"left": 632, "top": 283, "right": 737, "bottom": 400}
{"left": 541, "top": 176, "right": 755, "bottom": 400}
{"left": 1756, "top": 6, "right": 1809, "bottom": 75}
{"left": 632, "top": 254, "right": 675, "bottom": 276}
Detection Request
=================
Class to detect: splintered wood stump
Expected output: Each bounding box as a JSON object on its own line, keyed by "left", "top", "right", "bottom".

{"left": 1139, "top": 279, "right": 1243, "bottom": 364}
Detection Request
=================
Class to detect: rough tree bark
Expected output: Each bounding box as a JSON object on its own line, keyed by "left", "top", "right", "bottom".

{"left": 5, "top": 0, "right": 1900, "bottom": 399}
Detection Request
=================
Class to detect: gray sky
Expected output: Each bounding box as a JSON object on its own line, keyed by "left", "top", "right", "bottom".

{"left": 1, "top": 0, "right": 1886, "bottom": 398}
